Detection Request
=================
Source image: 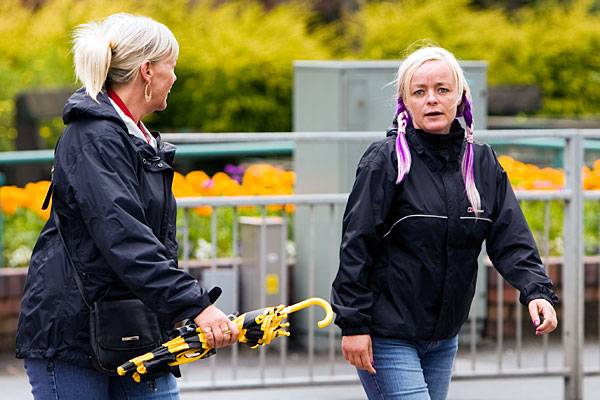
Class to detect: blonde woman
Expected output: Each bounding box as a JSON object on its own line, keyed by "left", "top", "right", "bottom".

{"left": 331, "top": 46, "right": 558, "bottom": 400}
{"left": 16, "top": 13, "right": 237, "bottom": 399}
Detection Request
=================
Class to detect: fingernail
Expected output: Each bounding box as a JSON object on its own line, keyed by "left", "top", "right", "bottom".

{"left": 533, "top": 319, "right": 540, "bottom": 327}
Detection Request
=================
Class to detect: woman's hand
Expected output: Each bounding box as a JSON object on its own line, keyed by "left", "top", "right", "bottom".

{"left": 193, "top": 305, "right": 239, "bottom": 348}
{"left": 528, "top": 298, "right": 558, "bottom": 335}
{"left": 342, "top": 334, "right": 376, "bottom": 375}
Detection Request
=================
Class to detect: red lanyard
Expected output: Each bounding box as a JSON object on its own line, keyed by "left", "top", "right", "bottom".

{"left": 107, "top": 89, "right": 152, "bottom": 144}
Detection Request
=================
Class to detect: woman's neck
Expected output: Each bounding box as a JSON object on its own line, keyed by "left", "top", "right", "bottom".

{"left": 109, "top": 84, "right": 146, "bottom": 124}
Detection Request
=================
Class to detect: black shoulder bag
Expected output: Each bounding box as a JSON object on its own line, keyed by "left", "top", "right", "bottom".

{"left": 44, "top": 172, "right": 164, "bottom": 375}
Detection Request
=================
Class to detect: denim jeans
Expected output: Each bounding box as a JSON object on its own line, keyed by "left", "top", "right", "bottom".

{"left": 357, "top": 335, "right": 458, "bottom": 400}
{"left": 24, "top": 358, "right": 180, "bottom": 400}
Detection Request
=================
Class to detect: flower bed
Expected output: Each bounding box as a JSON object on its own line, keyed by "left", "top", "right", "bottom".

{"left": 0, "top": 163, "right": 295, "bottom": 266}
{"left": 2, "top": 158, "right": 600, "bottom": 267}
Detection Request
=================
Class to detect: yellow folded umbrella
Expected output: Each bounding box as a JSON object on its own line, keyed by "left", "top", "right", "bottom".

{"left": 117, "top": 297, "right": 334, "bottom": 383}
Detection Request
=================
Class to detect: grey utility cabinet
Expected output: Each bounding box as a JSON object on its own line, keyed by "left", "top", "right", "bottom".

{"left": 238, "top": 216, "right": 289, "bottom": 312}
{"left": 293, "top": 60, "right": 487, "bottom": 132}
{"left": 292, "top": 60, "right": 488, "bottom": 347}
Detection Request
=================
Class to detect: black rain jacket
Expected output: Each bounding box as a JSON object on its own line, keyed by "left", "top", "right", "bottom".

{"left": 16, "top": 88, "right": 215, "bottom": 368}
{"left": 331, "top": 121, "right": 558, "bottom": 341}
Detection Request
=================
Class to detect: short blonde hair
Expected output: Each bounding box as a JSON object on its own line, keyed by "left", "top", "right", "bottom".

{"left": 73, "top": 13, "right": 179, "bottom": 101}
{"left": 396, "top": 46, "right": 468, "bottom": 107}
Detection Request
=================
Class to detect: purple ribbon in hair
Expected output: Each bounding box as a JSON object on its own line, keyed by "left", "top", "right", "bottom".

{"left": 456, "top": 92, "right": 473, "bottom": 129}
{"left": 456, "top": 92, "right": 474, "bottom": 143}
{"left": 395, "top": 97, "right": 412, "bottom": 128}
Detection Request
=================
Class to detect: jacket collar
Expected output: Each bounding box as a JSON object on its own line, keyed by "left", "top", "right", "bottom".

{"left": 406, "top": 120, "right": 465, "bottom": 171}
{"left": 63, "top": 88, "right": 174, "bottom": 161}
{"left": 406, "top": 120, "right": 465, "bottom": 154}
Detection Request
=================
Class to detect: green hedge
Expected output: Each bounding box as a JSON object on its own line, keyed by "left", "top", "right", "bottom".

{"left": 0, "top": 0, "right": 598, "bottom": 152}
{"left": 0, "top": 0, "right": 329, "bottom": 149}
{"left": 330, "top": 0, "right": 600, "bottom": 117}
{"left": 144, "top": 1, "right": 330, "bottom": 131}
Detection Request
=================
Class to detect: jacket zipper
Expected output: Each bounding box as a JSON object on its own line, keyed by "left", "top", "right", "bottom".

{"left": 159, "top": 165, "right": 170, "bottom": 245}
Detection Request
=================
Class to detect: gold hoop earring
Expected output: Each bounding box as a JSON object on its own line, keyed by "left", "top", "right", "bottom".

{"left": 144, "top": 83, "right": 152, "bottom": 103}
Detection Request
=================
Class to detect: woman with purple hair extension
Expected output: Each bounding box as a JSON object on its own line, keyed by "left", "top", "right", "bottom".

{"left": 331, "top": 46, "right": 558, "bottom": 400}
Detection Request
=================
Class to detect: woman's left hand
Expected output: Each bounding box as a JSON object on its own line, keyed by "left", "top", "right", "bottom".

{"left": 528, "top": 298, "right": 558, "bottom": 335}
{"left": 193, "top": 305, "right": 239, "bottom": 348}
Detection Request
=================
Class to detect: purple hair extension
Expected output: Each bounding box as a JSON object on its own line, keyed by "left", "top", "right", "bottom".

{"left": 458, "top": 93, "right": 481, "bottom": 215}
{"left": 394, "top": 98, "right": 412, "bottom": 184}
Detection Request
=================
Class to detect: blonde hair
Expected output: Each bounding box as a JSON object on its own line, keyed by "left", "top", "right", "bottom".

{"left": 392, "top": 46, "right": 481, "bottom": 214}
{"left": 396, "top": 46, "right": 467, "bottom": 108}
{"left": 73, "top": 13, "right": 179, "bottom": 101}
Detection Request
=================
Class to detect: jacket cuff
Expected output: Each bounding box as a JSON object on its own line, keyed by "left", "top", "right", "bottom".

{"left": 520, "top": 284, "right": 559, "bottom": 307}
{"left": 169, "top": 285, "right": 221, "bottom": 325}
{"left": 341, "top": 326, "right": 371, "bottom": 336}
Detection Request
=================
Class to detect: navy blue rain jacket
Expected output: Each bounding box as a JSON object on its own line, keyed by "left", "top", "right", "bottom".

{"left": 331, "top": 122, "right": 558, "bottom": 341}
{"left": 16, "top": 88, "right": 214, "bottom": 368}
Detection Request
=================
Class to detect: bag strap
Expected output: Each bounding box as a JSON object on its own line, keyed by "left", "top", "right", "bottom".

{"left": 52, "top": 210, "right": 91, "bottom": 308}
{"left": 41, "top": 167, "right": 53, "bottom": 210}
{"left": 41, "top": 135, "right": 61, "bottom": 211}
{"left": 43, "top": 135, "right": 91, "bottom": 309}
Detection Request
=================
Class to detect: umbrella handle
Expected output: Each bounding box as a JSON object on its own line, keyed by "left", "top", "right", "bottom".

{"left": 282, "top": 297, "right": 334, "bottom": 328}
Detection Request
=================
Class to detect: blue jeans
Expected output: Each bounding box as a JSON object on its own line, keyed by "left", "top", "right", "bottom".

{"left": 357, "top": 335, "right": 458, "bottom": 400}
{"left": 24, "top": 359, "right": 180, "bottom": 400}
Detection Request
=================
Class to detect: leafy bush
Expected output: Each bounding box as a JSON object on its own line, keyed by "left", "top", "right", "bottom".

{"left": 155, "top": 1, "right": 330, "bottom": 132}
{"left": 0, "top": 0, "right": 599, "bottom": 153}
{"left": 175, "top": 207, "right": 294, "bottom": 260}
{"left": 328, "top": 0, "right": 600, "bottom": 117}
{"left": 509, "top": 1, "right": 600, "bottom": 115}
{"left": 0, "top": 0, "right": 330, "bottom": 151}
{"left": 2, "top": 209, "right": 46, "bottom": 268}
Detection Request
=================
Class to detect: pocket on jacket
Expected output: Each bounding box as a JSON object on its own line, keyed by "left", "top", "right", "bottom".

{"left": 456, "top": 216, "right": 492, "bottom": 248}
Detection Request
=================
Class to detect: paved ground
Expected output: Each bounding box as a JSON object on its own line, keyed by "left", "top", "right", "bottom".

{"left": 5, "top": 368, "right": 600, "bottom": 400}
{"left": 3, "top": 342, "right": 600, "bottom": 399}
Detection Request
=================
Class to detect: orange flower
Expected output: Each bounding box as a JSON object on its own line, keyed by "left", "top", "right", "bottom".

{"left": 23, "top": 181, "right": 51, "bottom": 210}
{"left": 36, "top": 207, "right": 51, "bottom": 221}
{"left": 283, "top": 171, "right": 296, "bottom": 187}
{"left": 194, "top": 206, "right": 213, "bottom": 217}
{"left": 499, "top": 155, "right": 569, "bottom": 190}
{"left": 172, "top": 172, "right": 195, "bottom": 198}
{"left": 185, "top": 170, "right": 210, "bottom": 190}
{"left": 0, "top": 186, "right": 26, "bottom": 215}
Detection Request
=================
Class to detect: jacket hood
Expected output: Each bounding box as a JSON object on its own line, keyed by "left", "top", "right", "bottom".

{"left": 63, "top": 88, "right": 126, "bottom": 129}
{"left": 62, "top": 88, "right": 175, "bottom": 160}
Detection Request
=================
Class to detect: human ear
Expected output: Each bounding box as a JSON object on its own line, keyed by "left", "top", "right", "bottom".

{"left": 140, "top": 61, "right": 152, "bottom": 82}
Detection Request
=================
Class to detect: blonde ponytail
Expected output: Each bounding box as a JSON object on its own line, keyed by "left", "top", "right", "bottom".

{"left": 73, "top": 21, "right": 112, "bottom": 102}
{"left": 71, "top": 13, "right": 178, "bottom": 102}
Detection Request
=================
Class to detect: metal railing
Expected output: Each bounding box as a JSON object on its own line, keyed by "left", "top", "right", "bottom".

{"left": 175, "top": 194, "right": 354, "bottom": 391}
{"left": 173, "top": 192, "right": 575, "bottom": 393}
{"left": 166, "top": 129, "right": 600, "bottom": 400}
{"left": 1, "top": 129, "right": 599, "bottom": 398}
